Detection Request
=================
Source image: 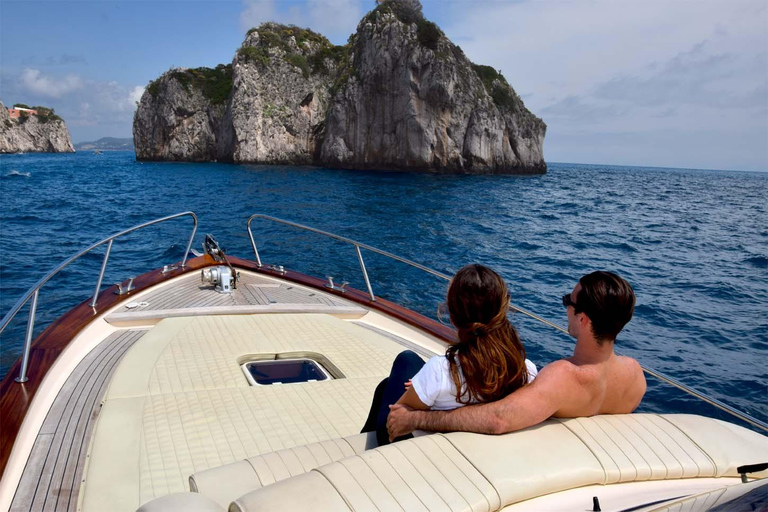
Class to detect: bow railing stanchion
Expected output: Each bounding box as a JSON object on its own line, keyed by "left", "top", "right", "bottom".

{"left": 247, "top": 216, "right": 263, "bottom": 266}
{"left": 355, "top": 245, "right": 375, "bottom": 301}
{"left": 14, "top": 290, "right": 39, "bottom": 384}
{"left": 246, "top": 212, "right": 768, "bottom": 433}
{"left": 0, "top": 211, "right": 198, "bottom": 384}
{"left": 181, "top": 216, "right": 198, "bottom": 269}
{"left": 90, "top": 239, "right": 113, "bottom": 308}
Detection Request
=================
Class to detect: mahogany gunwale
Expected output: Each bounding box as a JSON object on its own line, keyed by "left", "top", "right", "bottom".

{"left": 0, "top": 254, "right": 456, "bottom": 482}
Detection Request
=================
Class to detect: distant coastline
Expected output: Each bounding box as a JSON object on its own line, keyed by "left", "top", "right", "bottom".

{"left": 74, "top": 137, "right": 134, "bottom": 152}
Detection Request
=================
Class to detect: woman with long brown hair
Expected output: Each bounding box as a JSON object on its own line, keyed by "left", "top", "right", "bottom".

{"left": 362, "top": 263, "right": 537, "bottom": 445}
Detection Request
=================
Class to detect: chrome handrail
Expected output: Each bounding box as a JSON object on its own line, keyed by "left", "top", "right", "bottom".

{"left": 246, "top": 213, "right": 768, "bottom": 433}
{"left": 0, "top": 211, "right": 198, "bottom": 383}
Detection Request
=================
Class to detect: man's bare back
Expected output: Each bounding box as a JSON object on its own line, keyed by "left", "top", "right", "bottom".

{"left": 387, "top": 271, "right": 646, "bottom": 440}
{"left": 552, "top": 354, "right": 645, "bottom": 418}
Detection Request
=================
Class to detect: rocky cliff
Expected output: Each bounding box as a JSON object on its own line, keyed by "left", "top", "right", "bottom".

{"left": 133, "top": 0, "right": 546, "bottom": 173}
{"left": 0, "top": 102, "right": 75, "bottom": 154}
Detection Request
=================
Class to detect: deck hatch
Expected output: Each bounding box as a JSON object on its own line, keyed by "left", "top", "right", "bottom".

{"left": 243, "top": 358, "right": 332, "bottom": 385}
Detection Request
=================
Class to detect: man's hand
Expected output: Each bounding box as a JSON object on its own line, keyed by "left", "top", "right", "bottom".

{"left": 387, "top": 403, "right": 416, "bottom": 441}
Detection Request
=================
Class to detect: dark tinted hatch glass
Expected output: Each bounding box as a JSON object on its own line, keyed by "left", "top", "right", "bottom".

{"left": 246, "top": 359, "right": 328, "bottom": 385}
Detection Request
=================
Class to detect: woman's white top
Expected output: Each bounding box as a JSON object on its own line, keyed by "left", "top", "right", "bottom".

{"left": 411, "top": 356, "right": 538, "bottom": 411}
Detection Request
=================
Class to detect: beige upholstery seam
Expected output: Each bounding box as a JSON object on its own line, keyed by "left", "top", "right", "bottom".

{"left": 340, "top": 437, "right": 357, "bottom": 456}
{"left": 556, "top": 419, "right": 611, "bottom": 485}
{"left": 656, "top": 415, "right": 717, "bottom": 477}
{"left": 389, "top": 443, "right": 446, "bottom": 511}
{"left": 293, "top": 444, "right": 318, "bottom": 473}
{"left": 369, "top": 449, "right": 426, "bottom": 511}
{"left": 175, "top": 391, "right": 203, "bottom": 478}
{"left": 227, "top": 387, "right": 262, "bottom": 463}
{"left": 316, "top": 438, "right": 336, "bottom": 466}
{"left": 392, "top": 443, "right": 452, "bottom": 510}
{"left": 703, "top": 487, "right": 727, "bottom": 509}
{"left": 616, "top": 415, "right": 671, "bottom": 479}
{"left": 336, "top": 459, "right": 384, "bottom": 512}
{"left": 309, "top": 468, "right": 354, "bottom": 511}
{"left": 148, "top": 393, "right": 169, "bottom": 498}
{"left": 243, "top": 457, "right": 265, "bottom": 487}
{"left": 634, "top": 415, "right": 690, "bottom": 477}
{"left": 139, "top": 414, "right": 150, "bottom": 504}
{"left": 589, "top": 417, "right": 640, "bottom": 480}
{"left": 427, "top": 435, "right": 494, "bottom": 511}
{"left": 165, "top": 393, "right": 187, "bottom": 495}
{"left": 593, "top": 417, "right": 649, "bottom": 480}
{"left": 356, "top": 452, "right": 404, "bottom": 511}
{"left": 410, "top": 438, "right": 473, "bottom": 510}
{"left": 194, "top": 389, "right": 227, "bottom": 471}
{"left": 237, "top": 387, "right": 271, "bottom": 458}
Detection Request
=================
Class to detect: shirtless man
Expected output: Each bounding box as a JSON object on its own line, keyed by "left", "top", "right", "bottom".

{"left": 387, "top": 271, "right": 646, "bottom": 440}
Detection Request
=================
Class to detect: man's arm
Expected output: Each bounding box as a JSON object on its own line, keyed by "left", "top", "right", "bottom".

{"left": 388, "top": 361, "right": 579, "bottom": 439}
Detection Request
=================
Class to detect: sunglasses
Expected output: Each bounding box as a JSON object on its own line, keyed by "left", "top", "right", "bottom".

{"left": 562, "top": 294, "right": 577, "bottom": 309}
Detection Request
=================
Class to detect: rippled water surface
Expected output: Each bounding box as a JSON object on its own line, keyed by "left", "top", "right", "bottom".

{"left": 1, "top": 152, "right": 766, "bottom": 428}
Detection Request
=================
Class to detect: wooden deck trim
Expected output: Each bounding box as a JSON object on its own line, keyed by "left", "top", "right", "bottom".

{"left": 10, "top": 330, "right": 144, "bottom": 512}
{"left": 0, "top": 254, "right": 456, "bottom": 481}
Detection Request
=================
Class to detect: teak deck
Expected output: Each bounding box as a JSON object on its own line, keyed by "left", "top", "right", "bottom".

{"left": 10, "top": 330, "right": 145, "bottom": 512}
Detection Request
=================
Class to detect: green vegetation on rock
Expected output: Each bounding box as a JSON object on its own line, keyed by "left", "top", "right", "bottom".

{"left": 380, "top": 0, "right": 423, "bottom": 24}
{"left": 472, "top": 64, "right": 518, "bottom": 109}
{"left": 284, "top": 53, "right": 310, "bottom": 78}
{"left": 146, "top": 79, "right": 161, "bottom": 99}
{"left": 170, "top": 64, "right": 233, "bottom": 104}
{"left": 241, "top": 23, "right": 346, "bottom": 80}
{"left": 309, "top": 45, "right": 348, "bottom": 75}
{"left": 238, "top": 46, "right": 271, "bottom": 67}
{"left": 366, "top": 1, "right": 440, "bottom": 51}
{"left": 416, "top": 19, "right": 440, "bottom": 50}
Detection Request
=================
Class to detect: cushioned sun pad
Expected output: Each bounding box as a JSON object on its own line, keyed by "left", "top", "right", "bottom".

{"left": 80, "top": 314, "right": 412, "bottom": 512}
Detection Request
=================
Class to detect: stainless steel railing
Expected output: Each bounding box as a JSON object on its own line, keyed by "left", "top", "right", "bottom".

{"left": 246, "top": 214, "right": 768, "bottom": 433}
{"left": 0, "top": 212, "right": 198, "bottom": 383}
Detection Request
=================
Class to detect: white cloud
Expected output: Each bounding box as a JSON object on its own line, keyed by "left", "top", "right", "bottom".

{"left": 240, "top": 0, "right": 279, "bottom": 33}
{"left": 434, "top": 0, "right": 768, "bottom": 170}
{"left": 20, "top": 68, "right": 83, "bottom": 98}
{"left": 129, "top": 86, "right": 145, "bottom": 106}
{"left": 240, "top": 0, "right": 362, "bottom": 43}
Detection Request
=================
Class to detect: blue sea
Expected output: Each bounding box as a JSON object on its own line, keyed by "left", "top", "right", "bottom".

{"left": 1, "top": 151, "right": 766, "bottom": 430}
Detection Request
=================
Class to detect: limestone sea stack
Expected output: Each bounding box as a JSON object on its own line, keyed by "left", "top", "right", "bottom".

{"left": 133, "top": 0, "right": 546, "bottom": 174}
{"left": 0, "top": 102, "right": 75, "bottom": 154}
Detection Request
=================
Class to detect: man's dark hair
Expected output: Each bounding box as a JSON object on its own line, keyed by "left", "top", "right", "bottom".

{"left": 576, "top": 271, "right": 635, "bottom": 343}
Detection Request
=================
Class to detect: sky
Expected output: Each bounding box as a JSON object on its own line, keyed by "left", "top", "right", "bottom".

{"left": 1, "top": 0, "right": 766, "bottom": 171}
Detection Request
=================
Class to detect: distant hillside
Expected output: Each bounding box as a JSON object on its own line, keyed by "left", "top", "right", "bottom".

{"left": 74, "top": 137, "right": 134, "bottom": 151}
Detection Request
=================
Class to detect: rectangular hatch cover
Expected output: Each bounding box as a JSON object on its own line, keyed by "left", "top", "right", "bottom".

{"left": 243, "top": 359, "right": 331, "bottom": 386}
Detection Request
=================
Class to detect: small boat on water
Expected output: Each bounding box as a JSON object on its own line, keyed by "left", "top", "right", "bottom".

{"left": 1, "top": 212, "right": 766, "bottom": 512}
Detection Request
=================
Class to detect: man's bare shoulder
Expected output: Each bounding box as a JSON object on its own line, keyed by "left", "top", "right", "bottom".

{"left": 616, "top": 355, "right": 645, "bottom": 378}
{"left": 534, "top": 359, "right": 582, "bottom": 383}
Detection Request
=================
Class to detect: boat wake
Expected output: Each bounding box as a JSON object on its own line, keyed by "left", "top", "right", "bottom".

{"left": 5, "top": 170, "right": 31, "bottom": 178}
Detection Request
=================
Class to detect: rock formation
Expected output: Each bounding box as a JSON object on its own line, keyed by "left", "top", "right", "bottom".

{"left": 133, "top": 0, "right": 546, "bottom": 173}
{"left": 133, "top": 67, "right": 229, "bottom": 161}
{"left": 0, "top": 102, "right": 75, "bottom": 154}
